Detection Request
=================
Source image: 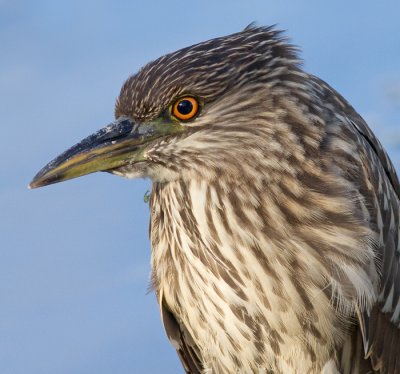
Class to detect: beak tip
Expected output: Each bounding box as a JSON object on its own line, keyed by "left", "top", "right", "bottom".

{"left": 28, "top": 173, "right": 52, "bottom": 189}
{"left": 28, "top": 179, "right": 40, "bottom": 189}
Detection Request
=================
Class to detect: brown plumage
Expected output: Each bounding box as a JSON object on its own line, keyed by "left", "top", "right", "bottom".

{"left": 30, "top": 26, "right": 400, "bottom": 373}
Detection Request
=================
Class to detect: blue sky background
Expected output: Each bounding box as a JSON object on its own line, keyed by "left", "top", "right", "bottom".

{"left": 1, "top": 1, "right": 399, "bottom": 373}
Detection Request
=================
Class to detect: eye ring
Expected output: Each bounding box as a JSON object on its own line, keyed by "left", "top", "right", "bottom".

{"left": 172, "top": 96, "right": 199, "bottom": 121}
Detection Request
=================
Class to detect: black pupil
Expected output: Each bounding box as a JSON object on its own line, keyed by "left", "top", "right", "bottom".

{"left": 177, "top": 99, "right": 193, "bottom": 115}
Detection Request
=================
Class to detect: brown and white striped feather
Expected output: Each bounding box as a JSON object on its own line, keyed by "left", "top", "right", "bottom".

{"left": 113, "top": 27, "right": 400, "bottom": 373}
{"left": 147, "top": 83, "right": 389, "bottom": 372}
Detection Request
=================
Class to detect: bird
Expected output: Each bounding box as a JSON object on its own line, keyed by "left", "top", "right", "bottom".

{"left": 30, "top": 25, "right": 400, "bottom": 373}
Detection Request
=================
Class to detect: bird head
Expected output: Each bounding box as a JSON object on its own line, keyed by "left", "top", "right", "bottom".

{"left": 30, "top": 26, "right": 303, "bottom": 189}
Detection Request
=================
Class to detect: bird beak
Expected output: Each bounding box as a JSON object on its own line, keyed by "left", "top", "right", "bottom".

{"left": 29, "top": 117, "right": 183, "bottom": 189}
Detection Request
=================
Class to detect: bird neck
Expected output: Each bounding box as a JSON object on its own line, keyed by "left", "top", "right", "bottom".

{"left": 148, "top": 177, "right": 352, "bottom": 371}
{"left": 149, "top": 170, "right": 377, "bottom": 313}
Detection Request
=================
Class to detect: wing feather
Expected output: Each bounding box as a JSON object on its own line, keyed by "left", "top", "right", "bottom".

{"left": 347, "top": 112, "right": 400, "bottom": 373}
{"left": 159, "top": 295, "right": 203, "bottom": 374}
{"left": 318, "top": 77, "right": 400, "bottom": 372}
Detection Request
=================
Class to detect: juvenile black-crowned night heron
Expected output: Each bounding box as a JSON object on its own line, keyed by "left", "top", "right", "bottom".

{"left": 30, "top": 26, "right": 400, "bottom": 373}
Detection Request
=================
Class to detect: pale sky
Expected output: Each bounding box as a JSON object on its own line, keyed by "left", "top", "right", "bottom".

{"left": 1, "top": 1, "right": 399, "bottom": 373}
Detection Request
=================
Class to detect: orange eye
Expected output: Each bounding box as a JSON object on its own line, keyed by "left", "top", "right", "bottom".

{"left": 172, "top": 96, "right": 199, "bottom": 121}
